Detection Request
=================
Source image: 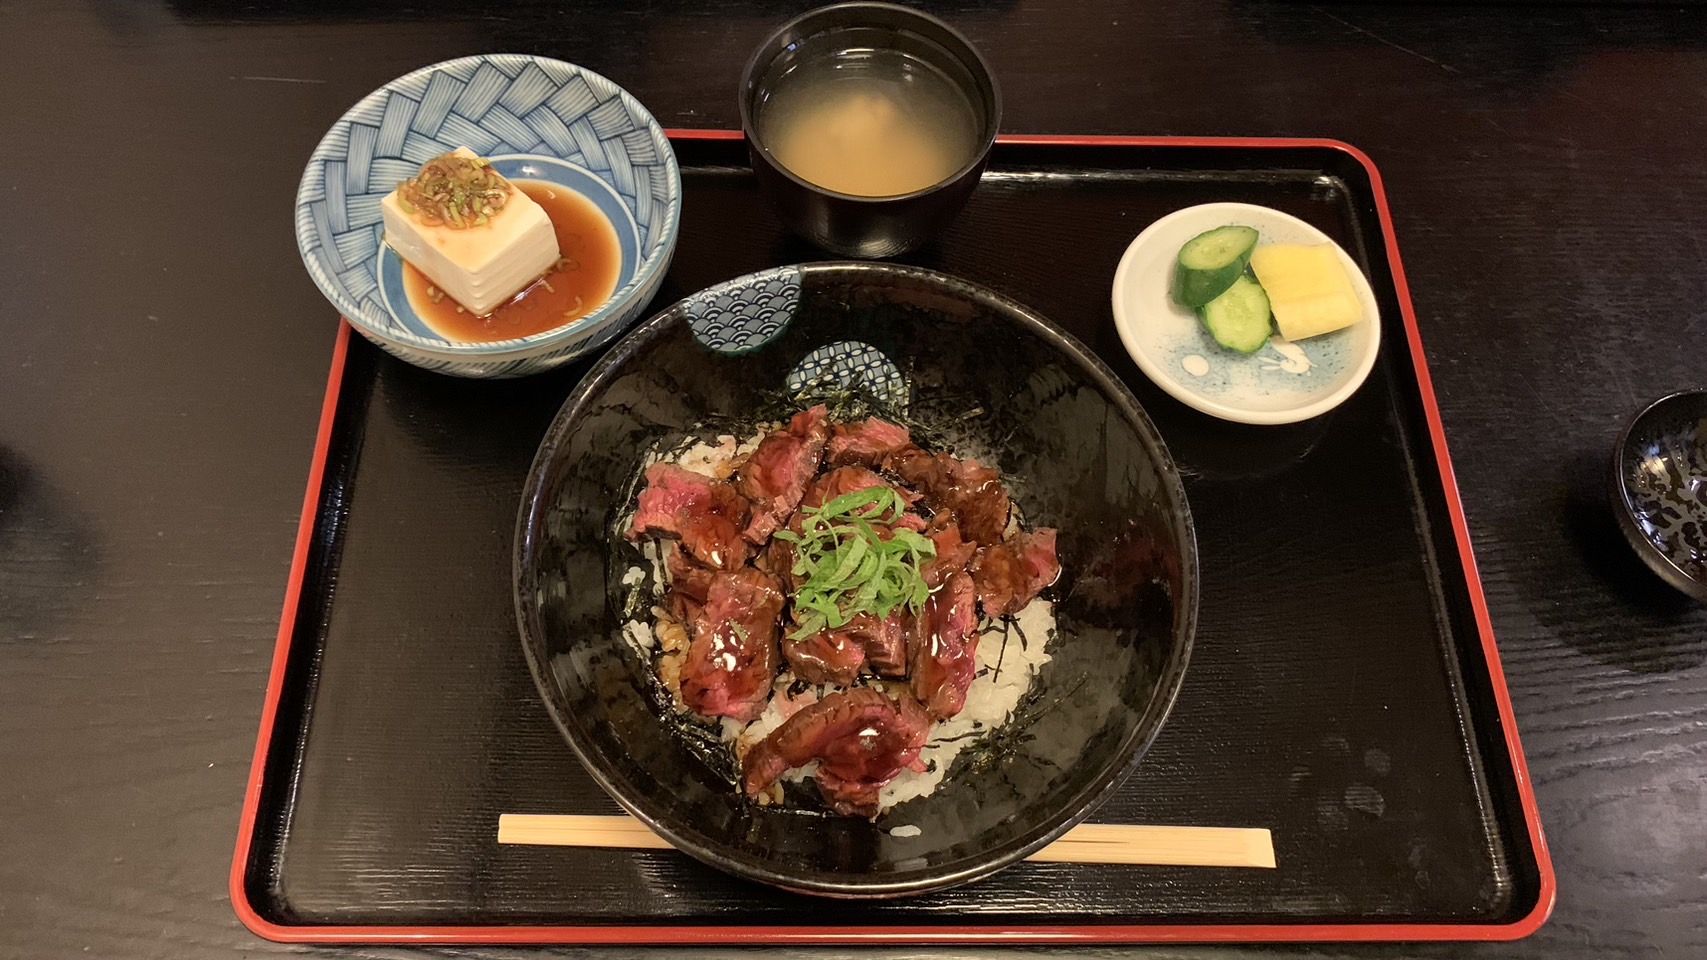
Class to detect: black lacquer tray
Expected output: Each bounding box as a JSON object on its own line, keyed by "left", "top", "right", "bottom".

{"left": 232, "top": 134, "right": 1553, "bottom": 945}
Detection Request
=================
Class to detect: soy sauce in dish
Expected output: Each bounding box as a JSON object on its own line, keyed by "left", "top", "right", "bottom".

{"left": 403, "top": 181, "right": 620, "bottom": 343}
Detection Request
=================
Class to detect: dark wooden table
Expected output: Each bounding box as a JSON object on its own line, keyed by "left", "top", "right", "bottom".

{"left": 3, "top": 1, "right": 1704, "bottom": 957}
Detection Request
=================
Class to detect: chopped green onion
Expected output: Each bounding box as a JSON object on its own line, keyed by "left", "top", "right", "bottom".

{"left": 396, "top": 151, "right": 512, "bottom": 229}
{"left": 782, "top": 484, "right": 935, "bottom": 641}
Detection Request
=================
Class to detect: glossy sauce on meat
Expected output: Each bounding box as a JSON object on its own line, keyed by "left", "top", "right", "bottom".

{"left": 628, "top": 463, "right": 750, "bottom": 569}
{"left": 627, "top": 412, "right": 1062, "bottom": 817}
{"left": 970, "top": 528, "right": 1061, "bottom": 618}
{"left": 909, "top": 570, "right": 980, "bottom": 719}
{"left": 680, "top": 568, "right": 784, "bottom": 721}
{"left": 741, "top": 687, "right": 932, "bottom": 816}
{"left": 737, "top": 406, "right": 829, "bottom": 544}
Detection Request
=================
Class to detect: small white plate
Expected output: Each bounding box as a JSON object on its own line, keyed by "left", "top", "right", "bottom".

{"left": 1111, "top": 202, "right": 1381, "bottom": 425}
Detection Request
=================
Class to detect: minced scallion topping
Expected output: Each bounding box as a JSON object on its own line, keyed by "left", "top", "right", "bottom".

{"left": 396, "top": 152, "right": 511, "bottom": 228}
{"left": 773, "top": 486, "right": 936, "bottom": 640}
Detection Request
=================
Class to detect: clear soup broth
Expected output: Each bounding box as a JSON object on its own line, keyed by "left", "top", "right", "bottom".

{"left": 757, "top": 47, "right": 980, "bottom": 198}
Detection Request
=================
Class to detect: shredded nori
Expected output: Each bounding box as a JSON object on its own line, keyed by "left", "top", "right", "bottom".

{"left": 605, "top": 382, "right": 1059, "bottom": 808}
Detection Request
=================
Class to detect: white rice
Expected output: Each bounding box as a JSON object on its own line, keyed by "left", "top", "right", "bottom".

{"left": 877, "top": 599, "right": 1054, "bottom": 811}
{"left": 632, "top": 540, "right": 665, "bottom": 598}
{"left": 652, "top": 432, "right": 766, "bottom": 481}
{"left": 672, "top": 436, "right": 739, "bottom": 477}
{"left": 622, "top": 618, "right": 655, "bottom": 654}
{"left": 638, "top": 424, "right": 1058, "bottom": 816}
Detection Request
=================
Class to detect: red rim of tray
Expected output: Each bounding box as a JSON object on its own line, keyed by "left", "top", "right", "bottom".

{"left": 230, "top": 130, "right": 1556, "bottom": 945}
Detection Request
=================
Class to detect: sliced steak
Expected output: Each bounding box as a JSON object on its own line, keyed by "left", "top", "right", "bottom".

{"left": 783, "top": 609, "right": 911, "bottom": 684}
{"left": 756, "top": 535, "right": 800, "bottom": 592}
{"left": 663, "top": 542, "right": 716, "bottom": 620}
{"left": 970, "top": 528, "right": 1061, "bottom": 618}
{"left": 921, "top": 520, "right": 978, "bottom": 588}
{"left": 886, "top": 447, "right": 1011, "bottom": 545}
{"left": 908, "top": 570, "right": 980, "bottom": 720}
{"left": 783, "top": 626, "right": 866, "bottom": 686}
{"left": 736, "top": 405, "right": 829, "bottom": 545}
{"left": 802, "top": 464, "right": 919, "bottom": 512}
{"left": 852, "top": 610, "right": 909, "bottom": 678}
{"left": 741, "top": 687, "right": 932, "bottom": 817}
{"left": 628, "top": 462, "right": 751, "bottom": 569}
{"left": 826, "top": 416, "right": 913, "bottom": 468}
{"left": 680, "top": 567, "right": 784, "bottom": 722}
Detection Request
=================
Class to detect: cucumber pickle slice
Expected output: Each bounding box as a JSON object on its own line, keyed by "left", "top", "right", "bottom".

{"left": 1172, "top": 224, "right": 1260, "bottom": 308}
{"left": 1198, "top": 273, "right": 1272, "bottom": 354}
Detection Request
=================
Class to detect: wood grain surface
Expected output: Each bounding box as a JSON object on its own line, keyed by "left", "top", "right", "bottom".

{"left": 496, "top": 815, "right": 1279, "bottom": 868}
{"left": 1, "top": 0, "right": 1704, "bottom": 958}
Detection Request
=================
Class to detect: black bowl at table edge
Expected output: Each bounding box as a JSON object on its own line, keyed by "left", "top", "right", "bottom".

{"left": 738, "top": 2, "right": 1001, "bottom": 259}
{"left": 1609, "top": 389, "right": 1707, "bottom": 602}
{"left": 510, "top": 261, "right": 1197, "bottom": 897}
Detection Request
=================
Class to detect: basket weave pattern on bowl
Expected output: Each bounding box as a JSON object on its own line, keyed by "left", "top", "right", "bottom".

{"left": 295, "top": 54, "right": 680, "bottom": 378}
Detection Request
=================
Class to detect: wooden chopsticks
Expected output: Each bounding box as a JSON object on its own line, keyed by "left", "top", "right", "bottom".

{"left": 498, "top": 813, "right": 1275, "bottom": 868}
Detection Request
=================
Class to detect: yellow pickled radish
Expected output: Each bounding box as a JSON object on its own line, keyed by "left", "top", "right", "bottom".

{"left": 1248, "top": 243, "right": 1364, "bottom": 341}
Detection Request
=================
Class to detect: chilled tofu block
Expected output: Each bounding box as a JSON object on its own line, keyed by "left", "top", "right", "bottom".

{"left": 1248, "top": 243, "right": 1363, "bottom": 341}
{"left": 382, "top": 147, "right": 559, "bottom": 316}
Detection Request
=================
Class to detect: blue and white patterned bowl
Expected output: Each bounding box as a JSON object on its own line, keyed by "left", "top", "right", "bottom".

{"left": 295, "top": 54, "right": 681, "bottom": 378}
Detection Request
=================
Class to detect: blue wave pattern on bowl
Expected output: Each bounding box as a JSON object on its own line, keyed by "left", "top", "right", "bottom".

{"left": 295, "top": 54, "right": 681, "bottom": 378}
{"left": 787, "top": 341, "right": 910, "bottom": 409}
{"left": 684, "top": 266, "right": 802, "bottom": 354}
{"left": 681, "top": 267, "right": 908, "bottom": 407}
